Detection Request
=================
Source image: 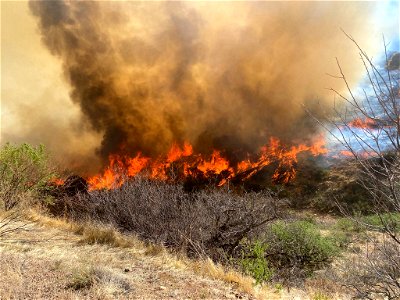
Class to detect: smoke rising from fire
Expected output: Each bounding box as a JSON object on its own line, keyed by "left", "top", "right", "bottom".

{"left": 27, "top": 1, "right": 394, "bottom": 171}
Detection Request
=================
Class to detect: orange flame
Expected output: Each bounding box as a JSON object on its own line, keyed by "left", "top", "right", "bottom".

{"left": 87, "top": 136, "right": 327, "bottom": 190}
{"left": 51, "top": 178, "right": 65, "bottom": 186}
{"left": 348, "top": 117, "right": 377, "bottom": 129}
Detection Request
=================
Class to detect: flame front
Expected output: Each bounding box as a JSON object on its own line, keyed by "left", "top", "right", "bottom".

{"left": 87, "top": 136, "right": 327, "bottom": 191}
{"left": 348, "top": 118, "right": 377, "bottom": 129}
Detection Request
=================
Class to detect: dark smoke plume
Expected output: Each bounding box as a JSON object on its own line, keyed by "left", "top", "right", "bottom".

{"left": 28, "top": 1, "right": 386, "bottom": 170}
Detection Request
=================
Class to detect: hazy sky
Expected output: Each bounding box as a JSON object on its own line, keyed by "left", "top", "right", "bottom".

{"left": 1, "top": 0, "right": 101, "bottom": 167}
{"left": 1, "top": 0, "right": 399, "bottom": 171}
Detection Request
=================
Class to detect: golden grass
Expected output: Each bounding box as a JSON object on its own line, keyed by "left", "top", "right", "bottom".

{"left": 1, "top": 209, "right": 354, "bottom": 300}
{"left": 21, "top": 208, "right": 267, "bottom": 297}
{"left": 1, "top": 208, "right": 352, "bottom": 299}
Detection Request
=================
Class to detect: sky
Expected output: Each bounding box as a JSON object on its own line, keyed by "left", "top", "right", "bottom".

{"left": 1, "top": 0, "right": 101, "bottom": 166}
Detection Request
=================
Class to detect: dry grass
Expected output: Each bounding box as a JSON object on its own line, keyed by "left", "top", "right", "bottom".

{"left": 35, "top": 212, "right": 278, "bottom": 299}
{"left": 58, "top": 178, "right": 282, "bottom": 260}
{"left": 1, "top": 209, "right": 355, "bottom": 299}
{"left": 1, "top": 209, "right": 262, "bottom": 299}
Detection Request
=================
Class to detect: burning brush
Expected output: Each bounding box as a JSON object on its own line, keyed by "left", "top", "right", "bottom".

{"left": 87, "top": 136, "right": 327, "bottom": 191}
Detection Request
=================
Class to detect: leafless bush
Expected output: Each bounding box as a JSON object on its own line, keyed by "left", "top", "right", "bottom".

{"left": 324, "top": 32, "right": 399, "bottom": 229}
{"left": 0, "top": 210, "right": 32, "bottom": 241}
{"left": 60, "top": 178, "right": 283, "bottom": 259}
{"left": 338, "top": 237, "right": 400, "bottom": 299}
{"left": 309, "top": 32, "right": 400, "bottom": 298}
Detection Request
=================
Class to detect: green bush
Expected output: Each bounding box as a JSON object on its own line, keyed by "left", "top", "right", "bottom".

{"left": 335, "top": 213, "right": 400, "bottom": 233}
{"left": 0, "top": 143, "right": 56, "bottom": 210}
{"left": 363, "top": 213, "right": 400, "bottom": 232}
{"left": 266, "top": 221, "right": 339, "bottom": 268}
{"left": 237, "top": 220, "right": 341, "bottom": 284}
{"left": 335, "top": 217, "right": 364, "bottom": 233}
{"left": 239, "top": 240, "right": 274, "bottom": 284}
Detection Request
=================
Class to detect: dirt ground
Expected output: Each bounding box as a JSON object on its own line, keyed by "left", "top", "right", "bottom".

{"left": 0, "top": 211, "right": 363, "bottom": 300}
{"left": 0, "top": 219, "right": 254, "bottom": 300}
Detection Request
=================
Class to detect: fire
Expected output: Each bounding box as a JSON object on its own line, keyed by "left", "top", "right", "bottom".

{"left": 348, "top": 117, "right": 377, "bottom": 129}
{"left": 340, "top": 150, "right": 353, "bottom": 157}
{"left": 87, "top": 136, "right": 328, "bottom": 190}
{"left": 196, "top": 150, "right": 232, "bottom": 175}
{"left": 51, "top": 178, "right": 65, "bottom": 186}
{"left": 339, "top": 149, "right": 374, "bottom": 159}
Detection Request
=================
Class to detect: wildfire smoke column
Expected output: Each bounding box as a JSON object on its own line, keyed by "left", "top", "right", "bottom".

{"left": 29, "top": 0, "right": 393, "bottom": 171}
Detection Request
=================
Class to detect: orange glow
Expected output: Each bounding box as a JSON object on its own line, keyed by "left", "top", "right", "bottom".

{"left": 348, "top": 117, "right": 376, "bottom": 129}
{"left": 51, "top": 178, "right": 65, "bottom": 186}
{"left": 340, "top": 150, "right": 353, "bottom": 157}
{"left": 87, "top": 136, "right": 328, "bottom": 190}
{"left": 126, "top": 153, "right": 149, "bottom": 177}
{"left": 197, "top": 150, "right": 233, "bottom": 175}
{"left": 340, "top": 149, "right": 374, "bottom": 159}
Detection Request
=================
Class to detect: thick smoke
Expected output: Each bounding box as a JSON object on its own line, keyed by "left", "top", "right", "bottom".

{"left": 28, "top": 1, "right": 389, "bottom": 169}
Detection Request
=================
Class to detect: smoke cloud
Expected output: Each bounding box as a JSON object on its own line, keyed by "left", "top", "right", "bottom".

{"left": 25, "top": 1, "right": 394, "bottom": 171}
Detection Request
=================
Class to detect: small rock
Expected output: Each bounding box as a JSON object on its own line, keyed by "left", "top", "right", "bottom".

{"left": 159, "top": 285, "right": 166, "bottom": 290}
{"left": 124, "top": 268, "right": 130, "bottom": 272}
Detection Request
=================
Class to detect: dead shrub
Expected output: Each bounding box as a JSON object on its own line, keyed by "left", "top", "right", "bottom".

{"left": 335, "top": 237, "right": 400, "bottom": 299}
{"left": 58, "top": 178, "right": 283, "bottom": 260}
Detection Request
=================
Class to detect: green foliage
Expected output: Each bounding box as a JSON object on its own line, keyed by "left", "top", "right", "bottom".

{"left": 265, "top": 221, "right": 340, "bottom": 273}
{"left": 336, "top": 213, "right": 400, "bottom": 233}
{"left": 274, "top": 283, "right": 283, "bottom": 292}
{"left": 237, "top": 220, "right": 342, "bottom": 284}
{"left": 239, "top": 241, "right": 274, "bottom": 284}
{"left": 363, "top": 213, "right": 400, "bottom": 232}
{"left": 329, "top": 230, "right": 352, "bottom": 248}
{"left": 0, "top": 143, "right": 56, "bottom": 210}
{"left": 335, "top": 217, "right": 365, "bottom": 233}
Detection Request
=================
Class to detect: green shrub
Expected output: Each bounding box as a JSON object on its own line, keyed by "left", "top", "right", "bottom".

{"left": 237, "top": 221, "right": 341, "bottom": 284}
{"left": 268, "top": 220, "right": 339, "bottom": 266}
{"left": 335, "top": 213, "right": 400, "bottom": 233}
{"left": 312, "top": 292, "right": 331, "bottom": 300}
{"left": 263, "top": 220, "right": 340, "bottom": 281}
{"left": 335, "top": 218, "right": 364, "bottom": 233}
{"left": 363, "top": 213, "right": 400, "bottom": 232}
{"left": 239, "top": 240, "right": 274, "bottom": 284}
{"left": 0, "top": 143, "right": 56, "bottom": 210}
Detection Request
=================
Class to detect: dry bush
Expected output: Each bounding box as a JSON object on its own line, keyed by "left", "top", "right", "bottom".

{"left": 75, "top": 224, "right": 134, "bottom": 248}
{"left": 57, "top": 177, "right": 283, "bottom": 260}
{"left": 336, "top": 237, "right": 400, "bottom": 299}
{"left": 310, "top": 33, "right": 400, "bottom": 298}
{"left": 312, "top": 160, "right": 372, "bottom": 214}
{"left": 0, "top": 210, "right": 32, "bottom": 240}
